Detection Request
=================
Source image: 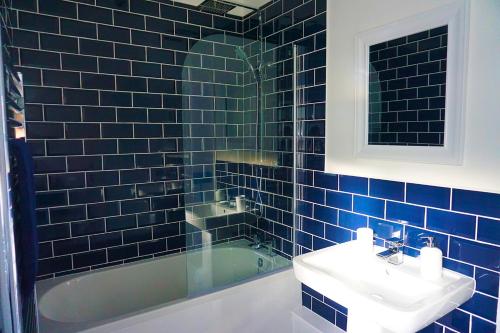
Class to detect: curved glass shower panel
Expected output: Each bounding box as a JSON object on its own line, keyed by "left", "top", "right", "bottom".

{"left": 180, "top": 22, "right": 293, "bottom": 296}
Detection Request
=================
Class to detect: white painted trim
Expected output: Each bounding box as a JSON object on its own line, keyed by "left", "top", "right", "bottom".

{"left": 353, "top": 1, "right": 468, "bottom": 165}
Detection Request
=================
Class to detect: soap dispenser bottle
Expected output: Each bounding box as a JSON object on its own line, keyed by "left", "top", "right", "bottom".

{"left": 420, "top": 236, "right": 442, "bottom": 280}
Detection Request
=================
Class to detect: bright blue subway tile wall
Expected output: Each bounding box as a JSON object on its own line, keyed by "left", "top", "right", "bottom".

{"left": 248, "top": 1, "right": 498, "bottom": 333}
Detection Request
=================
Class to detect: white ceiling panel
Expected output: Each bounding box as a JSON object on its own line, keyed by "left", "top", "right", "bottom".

{"left": 223, "top": 0, "right": 273, "bottom": 10}
{"left": 227, "top": 6, "right": 254, "bottom": 17}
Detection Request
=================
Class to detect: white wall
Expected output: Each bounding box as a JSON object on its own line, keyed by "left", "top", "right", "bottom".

{"left": 325, "top": 0, "right": 500, "bottom": 193}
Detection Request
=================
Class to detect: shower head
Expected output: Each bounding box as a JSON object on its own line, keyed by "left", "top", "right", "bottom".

{"left": 235, "top": 46, "right": 261, "bottom": 81}
{"left": 198, "top": 0, "right": 236, "bottom": 15}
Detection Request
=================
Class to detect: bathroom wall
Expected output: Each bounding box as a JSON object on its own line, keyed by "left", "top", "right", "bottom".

{"left": 235, "top": 0, "right": 326, "bottom": 258}
{"left": 279, "top": 1, "right": 497, "bottom": 333}
{"left": 8, "top": 0, "right": 246, "bottom": 278}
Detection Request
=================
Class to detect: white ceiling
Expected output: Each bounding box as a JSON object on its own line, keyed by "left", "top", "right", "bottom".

{"left": 173, "top": 0, "right": 272, "bottom": 17}
{"left": 222, "top": 0, "right": 273, "bottom": 10}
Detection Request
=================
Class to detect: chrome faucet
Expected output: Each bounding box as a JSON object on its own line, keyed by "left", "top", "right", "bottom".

{"left": 376, "top": 237, "right": 405, "bottom": 265}
{"left": 249, "top": 234, "right": 262, "bottom": 249}
{"left": 262, "top": 238, "right": 277, "bottom": 257}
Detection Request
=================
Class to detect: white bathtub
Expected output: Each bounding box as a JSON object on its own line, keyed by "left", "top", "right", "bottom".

{"left": 36, "top": 239, "right": 290, "bottom": 333}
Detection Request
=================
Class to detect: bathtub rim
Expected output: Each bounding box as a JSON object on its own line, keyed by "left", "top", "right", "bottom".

{"left": 36, "top": 238, "right": 292, "bottom": 333}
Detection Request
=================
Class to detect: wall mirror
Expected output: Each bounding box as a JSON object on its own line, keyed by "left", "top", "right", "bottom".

{"left": 354, "top": 3, "right": 467, "bottom": 164}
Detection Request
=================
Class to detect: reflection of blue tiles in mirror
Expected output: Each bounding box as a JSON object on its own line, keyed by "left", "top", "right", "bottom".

{"left": 369, "top": 26, "right": 448, "bottom": 146}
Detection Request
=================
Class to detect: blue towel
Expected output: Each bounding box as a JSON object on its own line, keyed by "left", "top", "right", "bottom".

{"left": 10, "top": 139, "right": 38, "bottom": 297}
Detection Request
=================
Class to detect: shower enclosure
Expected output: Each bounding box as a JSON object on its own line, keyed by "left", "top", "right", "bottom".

{"left": 0, "top": 0, "right": 302, "bottom": 330}
{"left": 180, "top": 4, "right": 299, "bottom": 296}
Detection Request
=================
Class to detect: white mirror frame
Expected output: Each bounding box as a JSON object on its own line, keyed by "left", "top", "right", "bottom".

{"left": 354, "top": 2, "right": 468, "bottom": 165}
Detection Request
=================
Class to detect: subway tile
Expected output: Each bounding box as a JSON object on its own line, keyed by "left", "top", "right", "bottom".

{"left": 39, "top": 34, "right": 78, "bottom": 53}
{"left": 71, "top": 219, "right": 105, "bottom": 237}
{"left": 48, "top": 172, "right": 85, "bottom": 189}
{"left": 39, "top": 0, "right": 77, "bottom": 18}
{"left": 61, "top": 18, "right": 96, "bottom": 38}
{"left": 121, "top": 198, "right": 150, "bottom": 214}
{"left": 73, "top": 250, "right": 107, "bottom": 268}
{"left": 406, "top": 183, "right": 450, "bottom": 209}
{"left": 386, "top": 201, "right": 425, "bottom": 227}
{"left": 25, "top": 87, "right": 62, "bottom": 104}
{"left": 326, "top": 191, "right": 352, "bottom": 211}
{"left": 86, "top": 171, "right": 119, "bottom": 187}
{"left": 19, "top": 12, "right": 59, "bottom": 33}
{"left": 459, "top": 292, "right": 497, "bottom": 322}
{"left": 123, "top": 227, "right": 152, "bottom": 244}
{"left": 153, "top": 223, "right": 180, "bottom": 239}
{"left": 96, "top": 0, "right": 129, "bottom": 11}
{"left": 105, "top": 185, "right": 136, "bottom": 201}
{"left": 88, "top": 202, "right": 120, "bottom": 219}
{"left": 369, "top": 218, "right": 403, "bottom": 240}
{"left": 139, "top": 239, "right": 166, "bottom": 256}
{"left": 338, "top": 211, "right": 368, "bottom": 231}
{"left": 471, "top": 316, "right": 496, "bottom": 333}
{"left": 452, "top": 189, "right": 500, "bottom": 219}
{"left": 405, "top": 226, "right": 448, "bottom": 255}
{"left": 313, "top": 172, "right": 338, "bottom": 190}
{"left": 369, "top": 179, "right": 405, "bottom": 201}
{"left": 53, "top": 236, "right": 89, "bottom": 255}
{"left": 78, "top": 3, "right": 113, "bottom": 24}
{"left": 38, "top": 256, "right": 72, "bottom": 275}
{"left": 11, "top": 0, "right": 37, "bottom": 11}
{"left": 427, "top": 209, "right": 476, "bottom": 239}
{"left": 311, "top": 297, "right": 335, "bottom": 324}
{"left": 443, "top": 258, "right": 474, "bottom": 277}
{"left": 37, "top": 223, "right": 70, "bottom": 242}
{"left": 98, "top": 24, "right": 130, "bottom": 43}
{"left": 68, "top": 188, "right": 104, "bottom": 205}
{"left": 115, "top": 44, "right": 146, "bottom": 61}
{"left": 61, "top": 54, "right": 97, "bottom": 72}
{"left": 313, "top": 205, "right": 337, "bottom": 225}
{"left": 108, "top": 244, "right": 138, "bottom": 261}
{"left": 339, "top": 175, "right": 368, "bottom": 195}
{"left": 26, "top": 122, "right": 64, "bottom": 139}
{"left": 302, "top": 217, "right": 324, "bottom": 238}
{"left": 99, "top": 58, "right": 131, "bottom": 75}
{"left": 84, "top": 139, "right": 117, "bottom": 155}
{"left": 80, "top": 106, "right": 115, "bottom": 123}
{"left": 114, "top": 11, "right": 145, "bottom": 30}
{"left": 100, "top": 91, "right": 132, "bottom": 107}
{"left": 302, "top": 186, "right": 324, "bottom": 204}
{"left": 449, "top": 237, "right": 500, "bottom": 271}
{"left": 477, "top": 217, "right": 500, "bottom": 245}
{"left": 325, "top": 224, "right": 351, "bottom": 243}
{"left": 475, "top": 268, "right": 499, "bottom": 298}
{"left": 65, "top": 123, "right": 100, "bottom": 139}
{"left": 34, "top": 157, "right": 67, "bottom": 174}
{"left": 43, "top": 69, "right": 80, "bottom": 88}
{"left": 81, "top": 73, "right": 115, "bottom": 90}
{"left": 437, "top": 309, "right": 470, "bottom": 333}
{"left": 353, "top": 196, "right": 385, "bottom": 218}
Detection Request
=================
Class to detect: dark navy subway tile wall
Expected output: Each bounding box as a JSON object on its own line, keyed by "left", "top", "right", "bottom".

{"left": 8, "top": 0, "right": 246, "bottom": 279}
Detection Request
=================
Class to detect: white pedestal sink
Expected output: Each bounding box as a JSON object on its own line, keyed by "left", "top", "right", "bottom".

{"left": 293, "top": 240, "right": 475, "bottom": 333}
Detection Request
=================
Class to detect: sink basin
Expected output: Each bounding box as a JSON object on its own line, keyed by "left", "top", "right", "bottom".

{"left": 293, "top": 240, "right": 475, "bottom": 333}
